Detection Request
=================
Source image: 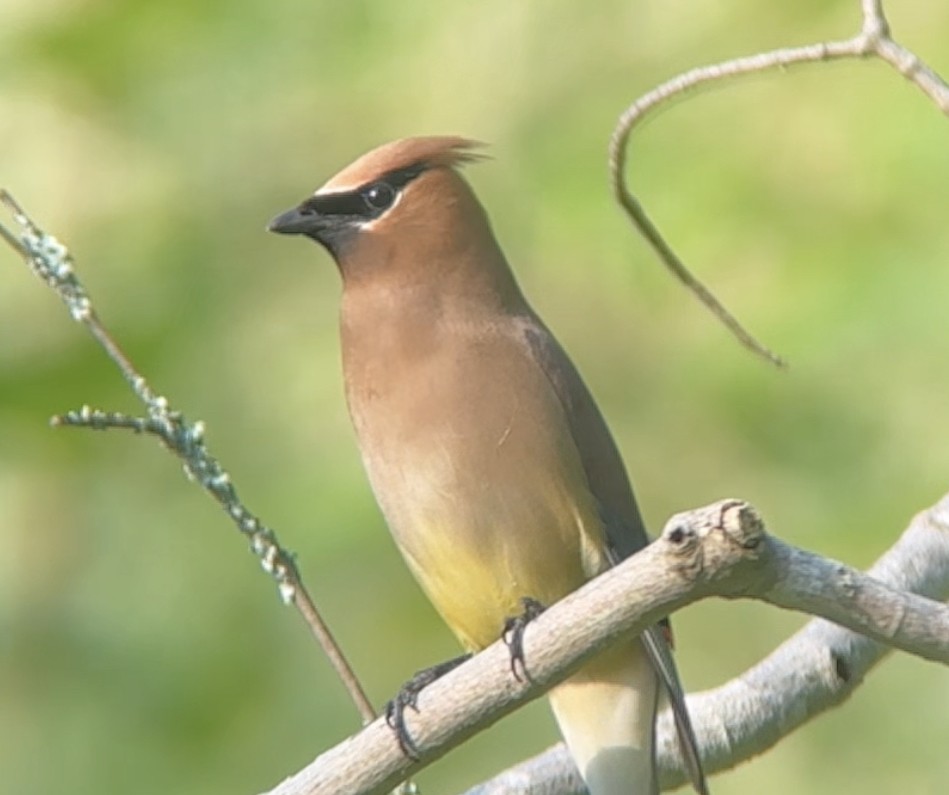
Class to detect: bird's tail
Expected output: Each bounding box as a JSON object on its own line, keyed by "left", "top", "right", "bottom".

{"left": 641, "top": 625, "right": 708, "bottom": 795}
{"left": 548, "top": 643, "right": 660, "bottom": 795}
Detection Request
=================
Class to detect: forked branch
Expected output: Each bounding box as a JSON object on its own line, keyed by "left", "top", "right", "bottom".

{"left": 261, "top": 497, "right": 949, "bottom": 795}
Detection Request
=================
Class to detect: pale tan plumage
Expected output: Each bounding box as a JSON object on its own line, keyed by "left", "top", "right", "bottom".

{"left": 270, "top": 136, "right": 707, "bottom": 795}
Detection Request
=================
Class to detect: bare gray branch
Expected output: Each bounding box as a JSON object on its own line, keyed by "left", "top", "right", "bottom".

{"left": 262, "top": 497, "right": 949, "bottom": 795}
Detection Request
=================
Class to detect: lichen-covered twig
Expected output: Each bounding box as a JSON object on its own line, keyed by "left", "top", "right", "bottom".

{"left": 0, "top": 191, "right": 377, "bottom": 728}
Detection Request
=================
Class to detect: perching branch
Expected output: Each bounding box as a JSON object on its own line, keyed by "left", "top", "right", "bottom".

{"left": 609, "top": 0, "right": 949, "bottom": 368}
{"left": 465, "top": 493, "right": 949, "bottom": 794}
{"left": 261, "top": 496, "right": 949, "bottom": 795}
{"left": 0, "top": 191, "right": 377, "bottom": 729}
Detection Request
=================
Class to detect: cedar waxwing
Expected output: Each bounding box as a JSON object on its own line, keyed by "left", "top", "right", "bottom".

{"left": 269, "top": 137, "right": 707, "bottom": 795}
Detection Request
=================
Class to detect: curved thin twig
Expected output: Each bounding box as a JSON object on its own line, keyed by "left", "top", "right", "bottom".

{"left": 609, "top": 0, "right": 949, "bottom": 367}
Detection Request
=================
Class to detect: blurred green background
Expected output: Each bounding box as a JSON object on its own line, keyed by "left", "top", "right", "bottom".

{"left": 2, "top": 1, "right": 948, "bottom": 793}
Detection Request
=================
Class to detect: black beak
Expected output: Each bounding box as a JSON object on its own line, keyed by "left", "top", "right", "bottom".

{"left": 268, "top": 205, "right": 316, "bottom": 235}
{"left": 268, "top": 195, "right": 354, "bottom": 256}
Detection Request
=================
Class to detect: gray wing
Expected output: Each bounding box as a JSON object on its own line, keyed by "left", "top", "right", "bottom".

{"left": 522, "top": 316, "right": 709, "bottom": 795}
{"left": 521, "top": 318, "right": 648, "bottom": 559}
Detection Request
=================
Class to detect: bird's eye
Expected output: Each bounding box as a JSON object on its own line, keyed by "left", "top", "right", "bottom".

{"left": 362, "top": 182, "right": 397, "bottom": 212}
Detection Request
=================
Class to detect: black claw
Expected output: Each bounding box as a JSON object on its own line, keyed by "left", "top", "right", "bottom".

{"left": 385, "top": 654, "right": 471, "bottom": 759}
{"left": 502, "top": 597, "right": 546, "bottom": 682}
{"left": 385, "top": 690, "right": 422, "bottom": 760}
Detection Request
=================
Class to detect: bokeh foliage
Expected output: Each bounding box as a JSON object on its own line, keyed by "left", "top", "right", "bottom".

{"left": 1, "top": 1, "right": 948, "bottom": 793}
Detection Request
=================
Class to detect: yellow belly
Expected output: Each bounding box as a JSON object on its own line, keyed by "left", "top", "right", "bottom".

{"left": 390, "top": 477, "right": 610, "bottom": 652}
{"left": 344, "top": 314, "right": 615, "bottom": 651}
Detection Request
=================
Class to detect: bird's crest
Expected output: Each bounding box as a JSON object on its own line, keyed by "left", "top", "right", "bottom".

{"left": 320, "top": 136, "right": 487, "bottom": 193}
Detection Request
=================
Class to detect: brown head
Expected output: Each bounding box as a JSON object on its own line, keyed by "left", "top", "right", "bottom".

{"left": 269, "top": 136, "right": 523, "bottom": 307}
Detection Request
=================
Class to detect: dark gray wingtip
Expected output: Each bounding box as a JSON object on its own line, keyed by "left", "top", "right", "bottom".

{"left": 642, "top": 625, "right": 709, "bottom": 795}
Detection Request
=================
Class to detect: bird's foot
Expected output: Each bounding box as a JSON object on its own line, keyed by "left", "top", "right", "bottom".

{"left": 502, "top": 596, "right": 546, "bottom": 683}
{"left": 385, "top": 654, "right": 471, "bottom": 759}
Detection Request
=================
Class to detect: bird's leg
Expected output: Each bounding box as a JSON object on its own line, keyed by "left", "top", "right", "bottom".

{"left": 502, "top": 596, "right": 546, "bottom": 682}
{"left": 385, "top": 653, "right": 472, "bottom": 759}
